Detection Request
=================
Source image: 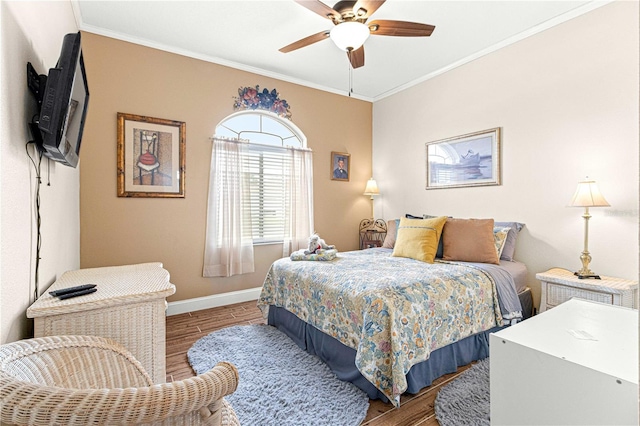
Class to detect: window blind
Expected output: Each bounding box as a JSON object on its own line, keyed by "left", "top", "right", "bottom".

{"left": 243, "top": 144, "right": 292, "bottom": 243}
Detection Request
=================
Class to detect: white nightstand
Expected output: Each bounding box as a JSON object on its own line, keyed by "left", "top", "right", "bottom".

{"left": 536, "top": 267, "right": 638, "bottom": 312}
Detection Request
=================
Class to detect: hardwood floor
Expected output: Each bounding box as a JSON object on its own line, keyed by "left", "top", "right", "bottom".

{"left": 166, "top": 300, "right": 473, "bottom": 426}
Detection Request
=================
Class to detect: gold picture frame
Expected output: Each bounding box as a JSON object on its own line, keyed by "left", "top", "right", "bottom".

{"left": 425, "top": 127, "right": 501, "bottom": 189}
{"left": 330, "top": 151, "right": 350, "bottom": 181}
{"left": 117, "top": 113, "right": 186, "bottom": 198}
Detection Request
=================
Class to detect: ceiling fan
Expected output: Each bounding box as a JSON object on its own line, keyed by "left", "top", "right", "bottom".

{"left": 280, "top": 0, "right": 435, "bottom": 69}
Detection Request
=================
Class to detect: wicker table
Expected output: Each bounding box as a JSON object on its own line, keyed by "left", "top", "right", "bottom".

{"left": 536, "top": 267, "right": 638, "bottom": 312}
{"left": 27, "top": 263, "right": 176, "bottom": 384}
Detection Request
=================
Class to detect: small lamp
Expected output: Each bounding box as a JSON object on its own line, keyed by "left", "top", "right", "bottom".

{"left": 363, "top": 178, "right": 379, "bottom": 218}
{"left": 568, "top": 178, "right": 610, "bottom": 279}
{"left": 363, "top": 178, "right": 379, "bottom": 199}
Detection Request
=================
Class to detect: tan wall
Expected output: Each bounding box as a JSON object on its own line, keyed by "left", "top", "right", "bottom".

{"left": 79, "top": 33, "right": 372, "bottom": 302}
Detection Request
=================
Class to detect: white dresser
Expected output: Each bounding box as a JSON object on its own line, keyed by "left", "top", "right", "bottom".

{"left": 27, "top": 263, "right": 176, "bottom": 384}
{"left": 490, "top": 298, "right": 638, "bottom": 425}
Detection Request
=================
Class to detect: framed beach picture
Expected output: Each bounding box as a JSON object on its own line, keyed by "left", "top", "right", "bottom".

{"left": 330, "top": 151, "right": 350, "bottom": 182}
{"left": 425, "top": 128, "right": 501, "bottom": 189}
{"left": 117, "top": 113, "right": 186, "bottom": 197}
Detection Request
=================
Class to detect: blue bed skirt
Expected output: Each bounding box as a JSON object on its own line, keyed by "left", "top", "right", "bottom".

{"left": 268, "top": 306, "right": 497, "bottom": 402}
{"left": 267, "top": 288, "right": 532, "bottom": 402}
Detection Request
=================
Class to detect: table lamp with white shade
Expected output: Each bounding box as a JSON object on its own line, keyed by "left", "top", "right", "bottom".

{"left": 568, "top": 178, "right": 610, "bottom": 279}
{"left": 363, "top": 178, "right": 379, "bottom": 218}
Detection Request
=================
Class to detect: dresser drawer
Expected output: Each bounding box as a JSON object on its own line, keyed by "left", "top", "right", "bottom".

{"left": 546, "top": 283, "right": 613, "bottom": 307}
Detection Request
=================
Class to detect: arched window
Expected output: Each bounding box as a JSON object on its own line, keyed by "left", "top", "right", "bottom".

{"left": 204, "top": 108, "right": 313, "bottom": 277}
{"left": 215, "top": 110, "right": 306, "bottom": 148}
{"left": 427, "top": 143, "right": 460, "bottom": 185}
{"left": 427, "top": 143, "right": 459, "bottom": 165}
{"left": 213, "top": 111, "right": 309, "bottom": 245}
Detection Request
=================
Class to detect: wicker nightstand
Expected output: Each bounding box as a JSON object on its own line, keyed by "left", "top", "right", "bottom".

{"left": 27, "top": 263, "right": 176, "bottom": 384}
{"left": 536, "top": 267, "right": 638, "bottom": 312}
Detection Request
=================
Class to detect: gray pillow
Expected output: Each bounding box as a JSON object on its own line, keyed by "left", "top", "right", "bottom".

{"left": 405, "top": 214, "right": 424, "bottom": 219}
{"left": 494, "top": 221, "right": 525, "bottom": 261}
{"left": 381, "top": 219, "right": 401, "bottom": 249}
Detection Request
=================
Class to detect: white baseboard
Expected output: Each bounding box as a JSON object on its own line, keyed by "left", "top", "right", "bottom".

{"left": 166, "top": 287, "right": 262, "bottom": 316}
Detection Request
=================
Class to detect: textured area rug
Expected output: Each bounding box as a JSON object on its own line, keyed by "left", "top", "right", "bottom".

{"left": 188, "top": 325, "right": 369, "bottom": 426}
{"left": 434, "top": 357, "right": 490, "bottom": 426}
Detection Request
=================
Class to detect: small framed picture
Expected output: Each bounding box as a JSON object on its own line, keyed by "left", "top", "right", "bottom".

{"left": 117, "top": 113, "right": 186, "bottom": 198}
{"left": 330, "top": 151, "right": 350, "bottom": 181}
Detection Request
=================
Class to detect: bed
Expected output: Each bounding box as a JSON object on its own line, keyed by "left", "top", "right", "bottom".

{"left": 257, "top": 241, "right": 532, "bottom": 406}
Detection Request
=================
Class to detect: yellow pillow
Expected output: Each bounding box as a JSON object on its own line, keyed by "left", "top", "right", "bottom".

{"left": 392, "top": 216, "right": 447, "bottom": 263}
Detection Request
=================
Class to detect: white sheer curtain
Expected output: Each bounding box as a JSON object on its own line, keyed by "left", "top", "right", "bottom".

{"left": 282, "top": 147, "right": 314, "bottom": 257}
{"left": 203, "top": 138, "right": 255, "bottom": 277}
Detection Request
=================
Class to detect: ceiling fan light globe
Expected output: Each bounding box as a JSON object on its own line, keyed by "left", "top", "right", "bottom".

{"left": 330, "top": 21, "right": 370, "bottom": 51}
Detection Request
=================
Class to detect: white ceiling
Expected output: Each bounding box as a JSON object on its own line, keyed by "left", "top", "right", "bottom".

{"left": 73, "top": 0, "right": 606, "bottom": 101}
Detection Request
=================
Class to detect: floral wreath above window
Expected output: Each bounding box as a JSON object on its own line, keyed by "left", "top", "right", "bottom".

{"left": 233, "top": 85, "right": 292, "bottom": 120}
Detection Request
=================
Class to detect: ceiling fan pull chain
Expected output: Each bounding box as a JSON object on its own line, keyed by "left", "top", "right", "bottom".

{"left": 348, "top": 53, "right": 353, "bottom": 97}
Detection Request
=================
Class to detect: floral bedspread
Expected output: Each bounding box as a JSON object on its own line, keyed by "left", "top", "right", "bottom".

{"left": 257, "top": 249, "right": 503, "bottom": 406}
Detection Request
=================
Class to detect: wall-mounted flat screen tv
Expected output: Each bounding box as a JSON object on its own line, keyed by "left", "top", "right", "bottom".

{"left": 27, "top": 31, "right": 89, "bottom": 168}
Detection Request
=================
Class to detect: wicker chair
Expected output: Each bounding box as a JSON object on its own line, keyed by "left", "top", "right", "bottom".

{"left": 0, "top": 335, "right": 240, "bottom": 425}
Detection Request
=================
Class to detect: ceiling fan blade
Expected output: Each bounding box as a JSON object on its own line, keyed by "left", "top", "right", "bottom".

{"left": 348, "top": 46, "right": 365, "bottom": 69}
{"left": 293, "top": 0, "right": 341, "bottom": 21}
{"left": 279, "top": 30, "right": 330, "bottom": 53}
{"left": 368, "top": 20, "right": 435, "bottom": 37}
{"left": 352, "top": 0, "right": 385, "bottom": 20}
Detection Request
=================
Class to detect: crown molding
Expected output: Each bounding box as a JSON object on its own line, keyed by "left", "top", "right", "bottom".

{"left": 71, "top": 0, "right": 612, "bottom": 103}
{"left": 74, "top": 19, "right": 373, "bottom": 102}
{"left": 372, "top": 0, "right": 614, "bottom": 102}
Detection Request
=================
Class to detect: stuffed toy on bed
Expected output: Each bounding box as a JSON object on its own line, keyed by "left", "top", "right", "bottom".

{"left": 304, "top": 233, "right": 335, "bottom": 255}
